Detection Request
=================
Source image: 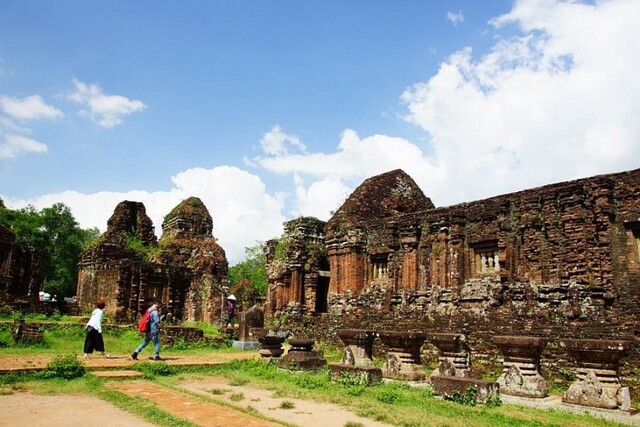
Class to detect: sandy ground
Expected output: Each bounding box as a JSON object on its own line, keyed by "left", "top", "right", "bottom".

{"left": 176, "top": 376, "right": 392, "bottom": 427}
{"left": 0, "top": 379, "right": 393, "bottom": 427}
{"left": 0, "top": 369, "right": 393, "bottom": 427}
{"left": 0, "top": 390, "right": 157, "bottom": 427}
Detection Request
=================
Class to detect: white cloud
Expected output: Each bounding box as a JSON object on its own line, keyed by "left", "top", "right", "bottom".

{"left": 401, "top": 0, "right": 640, "bottom": 204}
{"left": 0, "top": 95, "right": 63, "bottom": 120}
{"left": 0, "top": 134, "right": 47, "bottom": 158}
{"left": 3, "top": 166, "right": 286, "bottom": 265}
{"left": 447, "top": 11, "right": 464, "bottom": 27}
{"left": 5, "top": 0, "right": 639, "bottom": 267}
{"left": 67, "top": 78, "right": 146, "bottom": 128}
{"left": 259, "top": 125, "right": 306, "bottom": 156}
{"left": 0, "top": 95, "right": 59, "bottom": 158}
{"left": 253, "top": 128, "right": 444, "bottom": 214}
{"left": 290, "top": 173, "right": 352, "bottom": 219}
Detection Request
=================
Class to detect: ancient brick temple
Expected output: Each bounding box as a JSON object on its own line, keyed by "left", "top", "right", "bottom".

{"left": 77, "top": 197, "right": 228, "bottom": 322}
{"left": 0, "top": 224, "right": 42, "bottom": 301}
{"left": 265, "top": 168, "right": 640, "bottom": 381}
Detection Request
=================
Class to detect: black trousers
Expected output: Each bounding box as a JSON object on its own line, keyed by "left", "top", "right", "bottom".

{"left": 83, "top": 326, "right": 105, "bottom": 353}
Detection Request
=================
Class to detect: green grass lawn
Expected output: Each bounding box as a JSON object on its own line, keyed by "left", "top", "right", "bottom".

{"left": 0, "top": 317, "right": 235, "bottom": 358}
{"left": 0, "top": 318, "right": 634, "bottom": 427}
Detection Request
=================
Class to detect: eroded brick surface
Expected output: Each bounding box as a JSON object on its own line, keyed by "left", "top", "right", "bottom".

{"left": 77, "top": 198, "right": 228, "bottom": 323}
{"left": 265, "top": 168, "right": 640, "bottom": 396}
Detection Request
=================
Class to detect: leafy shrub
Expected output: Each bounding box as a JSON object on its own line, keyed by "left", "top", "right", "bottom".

{"left": 279, "top": 400, "right": 295, "bottom": 409}
{"left": 172, "top": 337, "right": 189, "bottom": 350}
{"left": 229, "top": 392, "right": 244, "bottom": 401}
{"left": 334, "top": 371, "right": 370, "bottom": 387}
{"left": 375, "top": 389, "right": 401, "bottom": 404}
{"left": 228, "top": 376, "right": 249, "bottom": 386}
{"left": 484, "top": 391, "right": 502, "bottom": 408}
{"left": 40, "top": 354, "right": 85, "bottom": 380}
{"left": 448, "top": 386, "right": 477, "bottom": 406}
{"left": 293, "top": 372, "right": 329, "bottom": 390}
{"left": 344, "top": 385, "right": 366, "bottom": 396}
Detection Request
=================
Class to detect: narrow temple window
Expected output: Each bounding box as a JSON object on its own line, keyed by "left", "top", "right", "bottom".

{"left": 624, "top": 222, "right": 640, "bottom": 265}
{"left": 476, "top": 249, "right": 500, "bottom": 274}
{"left": 372, "top": 257, "right": 389, "bottom": 280}
{"left": 470, "top": 240, "right": 500, "bottom": 276}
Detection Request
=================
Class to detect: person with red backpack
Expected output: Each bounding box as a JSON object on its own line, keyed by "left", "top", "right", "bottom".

{"left": 131, "top": 298, "right": 163, "bottom": 361}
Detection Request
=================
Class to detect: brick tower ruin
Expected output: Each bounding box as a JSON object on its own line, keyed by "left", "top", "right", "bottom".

{"left": 76, "top": 197, "right": 228, "bottom": 323}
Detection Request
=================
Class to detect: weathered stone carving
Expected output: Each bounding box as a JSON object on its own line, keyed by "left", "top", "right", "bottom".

{"left": 379, "top": 330, "right": 426, "bottom": 381}
{"left": 430, "top": 375, "right": 500, "bottom": 405}
{"left": 329, "top": 329, "right": 382, "bottom": 385}
{"left": 12, "top": 320, "right": 44, "bottom": 344}
{"left": 264, "top": 167, "right": 640, "bottom": 401}
{"left": 252, "top": 328, "right": 287, "bottom": 358}
{"left": 560, "top": 338, "right": 631, "bottom": 409}
{"left": 278, "top": 338, "right": 327, "bottom": 371}
{"left": 493, "top": 335, "right": 548, "bottom": 398}
{"left": 233, "top": 302, "right": 265, "bottom": 350}
{"left": 427, "top": 333, "right": 470, "bottom": 378}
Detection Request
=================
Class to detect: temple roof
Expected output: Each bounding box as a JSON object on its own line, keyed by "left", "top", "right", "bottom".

{"left": 326, "top": 169, "right": 434, "bottom": 232}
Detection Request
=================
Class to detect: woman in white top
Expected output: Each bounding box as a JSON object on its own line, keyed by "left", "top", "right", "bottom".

{"left": 83, "top": 299, "right": 109, "bottom": 358}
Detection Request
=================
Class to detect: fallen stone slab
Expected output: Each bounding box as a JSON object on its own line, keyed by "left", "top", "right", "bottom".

{"left": 430, "top": 375, "right": 499, "bottom": 404}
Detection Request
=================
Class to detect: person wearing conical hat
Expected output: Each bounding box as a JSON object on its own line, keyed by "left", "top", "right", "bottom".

{"left": 225, "top": 294, "right": 237, "bottom": 328}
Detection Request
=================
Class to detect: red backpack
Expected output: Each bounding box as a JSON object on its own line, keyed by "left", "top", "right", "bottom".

{"left": 137, "top": 310, "right": 151, "bottom": 332}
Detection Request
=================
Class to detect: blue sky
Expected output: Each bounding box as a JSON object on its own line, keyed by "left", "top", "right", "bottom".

{"left": 1, "top": 0, "right": 639, "bottom": 264}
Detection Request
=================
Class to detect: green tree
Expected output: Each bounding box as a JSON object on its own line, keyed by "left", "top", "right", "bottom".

{"left": 0, "top": 200, "right": 99, "bottom": 298}
{"left": 229, "top": 243, "right": 268, "bottom": 295}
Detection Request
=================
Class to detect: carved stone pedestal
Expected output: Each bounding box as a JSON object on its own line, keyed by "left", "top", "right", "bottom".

{"left": 278, "top": 338, "right": 327, "bottom": 371}
{"left": 493, "top": 335, "right": 548, "bottom": 398}
{"left": 233, "top": 305, "right": 264, "bottom": 350}
{"left": 337, "top": 329, "right": 376, "bottom": 366}
{"left": 252, "top": 328, "right": 286, "bottom": 358}
{"left": 427, "top": 333, "right": 469, "bottom": 378}
{"left": 12, "top": 320, "right": 44, "bottom": 344}
{"left": 560, "top": 338, "right": 631, "bottom": 410}
{"left": 329, "top": 329, "right": 382, "bottom": 385}
{"left": 379, "top": 330, "right": 426, "bottom": 381}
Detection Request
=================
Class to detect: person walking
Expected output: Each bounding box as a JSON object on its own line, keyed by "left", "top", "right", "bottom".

{"left": 131, "top": 299, "right": 163, "bottom": 361}
{"left": 225, "top": 294, "right": 236, "bottom": 327}
{"left": 83, "top": 299, "right": 109, "bottom": 358}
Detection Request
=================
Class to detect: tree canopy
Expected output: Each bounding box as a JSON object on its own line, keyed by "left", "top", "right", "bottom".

{"left": 0, "top": 200, "right": 99, "bottom": 298}
{"left": 228, "top": 243, "right": 268, "bottom": 296}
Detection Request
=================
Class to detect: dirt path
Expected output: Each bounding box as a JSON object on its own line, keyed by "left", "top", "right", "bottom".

{"left": 0, "top": 390, "right": 157, "bottom": 427}
{"left": 177, "top": 376, "right": 392, "bottom": 427}
{"left": 110, "top": 380, "right": 282, "bottom": 426}
{"left": 0, "top": 349, "right": 393, "bottom": 427}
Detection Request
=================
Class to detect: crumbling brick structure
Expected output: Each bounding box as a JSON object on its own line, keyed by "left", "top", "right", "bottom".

{"left": 265, "top": 168, "right": 640, "bottom": 392}
{"left": 77, "top": 197, "right": 228, "bottom": 323}
{"left": 265, "top": 216, "right": 329, "bottom": 316}
{"left": 0, "top": 224, "right": 42, "bottom": 302}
